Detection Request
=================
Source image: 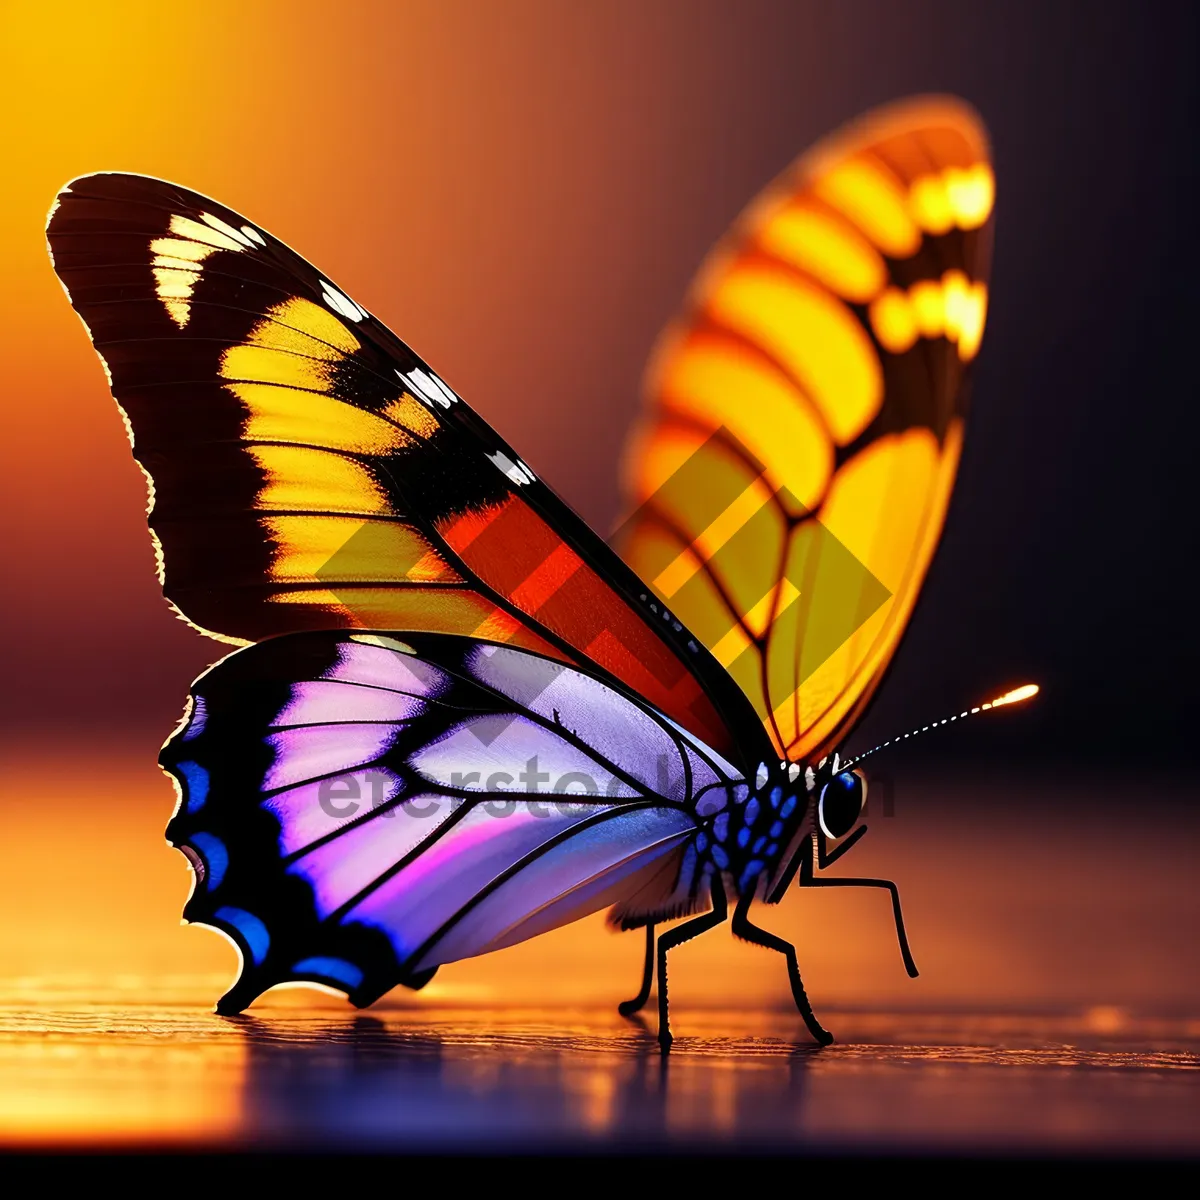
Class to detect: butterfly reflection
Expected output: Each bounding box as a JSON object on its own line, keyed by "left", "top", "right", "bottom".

{"left": 230, "top": 1011, "right": 820, "bottom": 1149}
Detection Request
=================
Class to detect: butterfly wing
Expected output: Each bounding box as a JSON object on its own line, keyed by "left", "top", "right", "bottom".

{"left": 161, "top": 630, "right": 742, "bottom": 1012}
{"left": 615, "top": 96, "right": 993, "bottom": 761}
{"left": 47, "top": 173, "right": 766, "bottom": 761}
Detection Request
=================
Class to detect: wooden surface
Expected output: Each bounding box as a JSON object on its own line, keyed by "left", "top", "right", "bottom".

{"left": 2, "top": 744, "right": 1198, "bottom": 1155}
{"left": 2, "top": 989, "right": 1198, "bottom": 1153}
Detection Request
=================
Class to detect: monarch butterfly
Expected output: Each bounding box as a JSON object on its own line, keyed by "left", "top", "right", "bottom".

{"left": 47, "top": 95, "right": 1032, "bottom": 1050}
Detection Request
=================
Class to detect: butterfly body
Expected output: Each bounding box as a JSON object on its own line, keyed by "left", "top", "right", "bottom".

{"left": 48, "top": 95, "right": 994, "bottom": 1048}
{"left": 682, "top": 766, "right": 805, "bottom": 898}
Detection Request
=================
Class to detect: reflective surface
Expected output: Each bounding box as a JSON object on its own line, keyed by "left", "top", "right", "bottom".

{"left": 2, "top": 992, "right": 1198, "bottom": 1152}
{"left": 2, "top": 743, "right": 1198, "bottom": 1153}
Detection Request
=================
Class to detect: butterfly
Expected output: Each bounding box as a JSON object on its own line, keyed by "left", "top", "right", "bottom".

{"left": 47, "top": 95, "right": 1003, "bottom": 1050}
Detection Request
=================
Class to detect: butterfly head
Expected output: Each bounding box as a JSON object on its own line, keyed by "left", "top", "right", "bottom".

{"left": 802, "top": 753, "right": 867, "bottom": 842}
{"left": 743, "top": 753, "right": 866, "bottom": 847}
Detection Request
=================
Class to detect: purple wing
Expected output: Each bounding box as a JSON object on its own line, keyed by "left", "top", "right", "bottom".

{"left": 161, "top": 632, "right": 742, "bottom": 1012}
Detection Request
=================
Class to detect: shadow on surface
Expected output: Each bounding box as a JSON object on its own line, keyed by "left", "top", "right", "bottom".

{"left": 214, "top": 1006, "right": 1200, "bottom": 1154}
{"left": 229, "top": 1010, "right": 822, "bottom": 1151}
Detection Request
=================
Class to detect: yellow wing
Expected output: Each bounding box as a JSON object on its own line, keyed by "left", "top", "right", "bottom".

{"left": 615, "top": 96, "right": 994, "bottom": 762}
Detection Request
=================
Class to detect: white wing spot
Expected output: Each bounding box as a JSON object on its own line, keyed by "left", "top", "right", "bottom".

{"left": 320, "top": 279, "right": 365, "bottom": 322}
{"left": 487, "top": 451, "right": 534, "bottom": 486}
{"left": 428, "top": 372, "right": 459, "bottom": 406}
{"left": 407, "top": 368, "right": 453, "bottom": 409}
{"left": 241, "top": 225, "right": 266, "bottom": 246}
{"left": 200, "top": 212, "right": 255, "bottom": 248}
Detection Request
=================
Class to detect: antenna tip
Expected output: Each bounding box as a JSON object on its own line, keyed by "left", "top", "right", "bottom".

{"left": 985, "top": 683, "right": 1039, "bottom": 709}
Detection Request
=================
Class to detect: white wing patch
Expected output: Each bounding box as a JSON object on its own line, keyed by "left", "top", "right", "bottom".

{"left": 405, "top": 368, "right": 458, "bottom": 409}
{"left": 487, "top": 451, "right": 535, "bottom": 486}
{"left": 199, "top": 212, "right": 256, "bottom": 249}
{"left": 319, "top": 279, "right": 367, "bottom": 323}
{"left": 150, "top": 212, "right": 252, "bottom": 329}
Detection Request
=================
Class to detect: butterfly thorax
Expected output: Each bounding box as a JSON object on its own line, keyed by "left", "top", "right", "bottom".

{"left": 691, "top": 760, "right": 817, "bottom": 897}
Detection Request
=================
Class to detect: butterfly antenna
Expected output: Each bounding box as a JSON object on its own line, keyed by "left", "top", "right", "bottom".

{"left": 841, "top": 683, "right": 1039, "bottom": 769}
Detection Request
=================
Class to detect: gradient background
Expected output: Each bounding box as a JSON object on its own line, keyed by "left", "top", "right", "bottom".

{"left": 1, "top": 1, "right": 1198, "bottom": 1126}
{"left": 3, "top": 0, "right": 1197, "bottom": 761}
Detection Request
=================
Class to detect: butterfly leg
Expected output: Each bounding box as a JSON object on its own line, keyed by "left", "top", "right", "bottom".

{"left": 800, "top": 834, "right": 919, "bottom": 978}
{"left": 730, "top": 890, "right": 833, "bottom": 1046}
{"left": 618, "top": 924, "right": 656, "bottom": 1017}
{"left": 657, "top": 882, "right": 727, "bottom": 1054}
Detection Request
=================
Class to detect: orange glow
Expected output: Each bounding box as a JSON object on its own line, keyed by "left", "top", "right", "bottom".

{"left": 811, "top": 422, "right": 934, "bottom": 586}
{"left": 946, "top": 162, "right": 995, "bottom": 228}
{"left": 656, "top": 333, "right": 833, "bottom": 508}
{"left": 783, "top": 422, "right": 962, "bottom": 759}
{"left": 868, "top": 287, "right": 919, "bottom": 353}
{"left": 623, "top": 420, "right": 710, "bottom": 504}
{"left": 983, "top": 683, "right": 1040, "bottom": 709}
{"left": 909, "top": 279, "right": 945, "bottom": 338}
{"left": 813, "top": 158, "right": 922, "bottom": 258}
{"left": 758, "top": 202, "right": 887, "bottom": 302}
{"left": 623, "top": 97, "right": 992, "bottom": 761}
{"left": 941, "top": 269, "right": 971, "bottom": 342}
{"left": 956, "top": 281, "right": 989, "bottom": 361}
{"left": 706, "top": 264, "right": 883, "bottom": 445}
{"left": 909, "top": 173, "right": 954, "bottom": 235}
{"left": 772, "top": 430, "right": 938, "bottom": 744}
{"left": 10, "top": 0, "right": 695, "bottom": 691}
{"left": 911, "top": 164, "right": 995, "bottom": 233}
{"left": 869, "top": 273, "right": 987, "bottom": 359}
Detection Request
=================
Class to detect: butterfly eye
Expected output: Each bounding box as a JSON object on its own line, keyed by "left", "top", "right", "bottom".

{"left": 818, "top": 771, "right": 865, "bottom": 839}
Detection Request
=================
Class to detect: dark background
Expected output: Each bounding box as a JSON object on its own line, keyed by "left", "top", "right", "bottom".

{"left": 2, "top": 0, "right": 1196, "bottom": 767}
